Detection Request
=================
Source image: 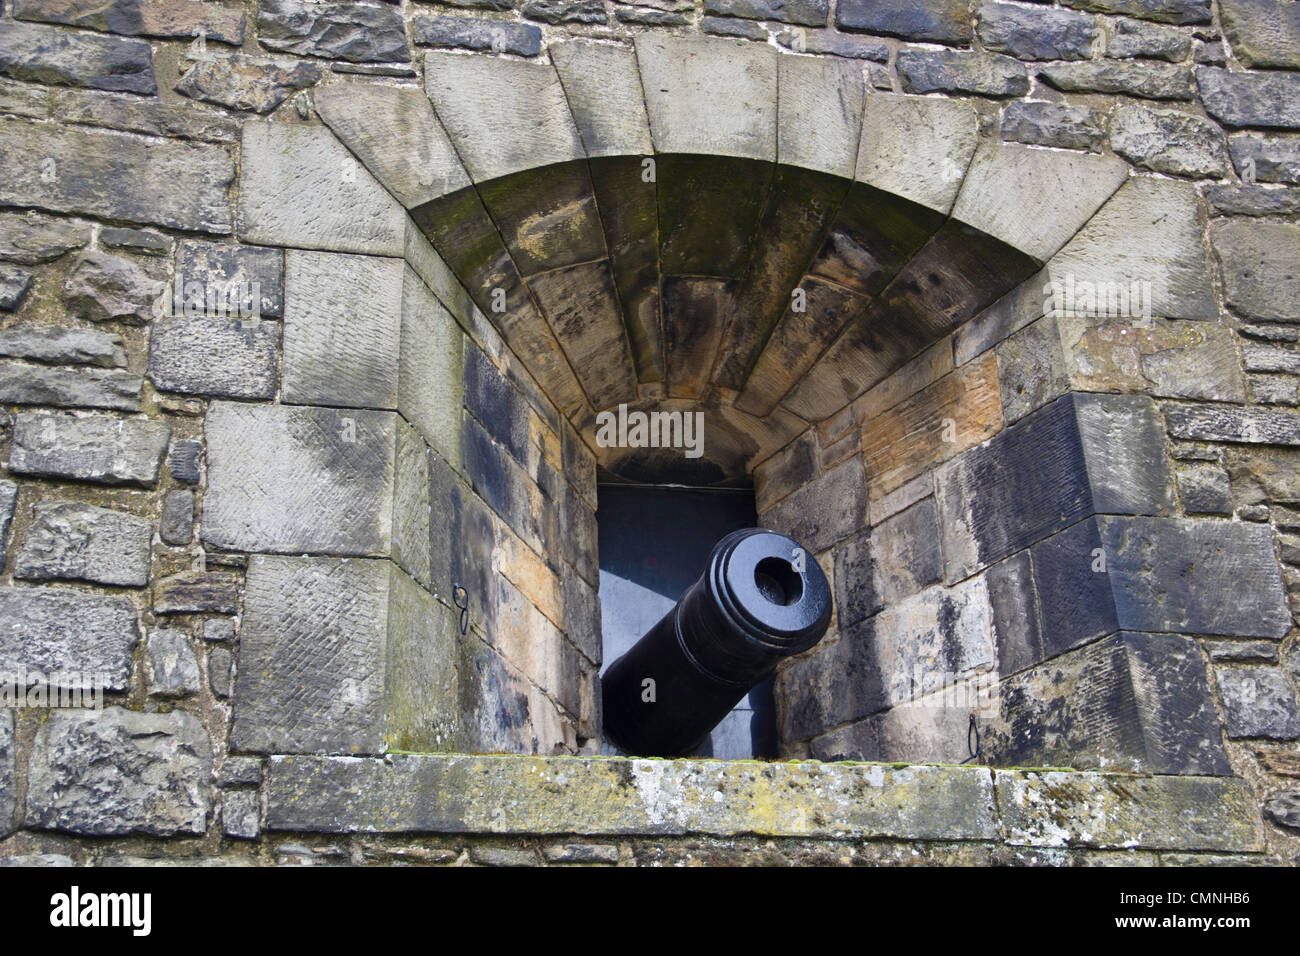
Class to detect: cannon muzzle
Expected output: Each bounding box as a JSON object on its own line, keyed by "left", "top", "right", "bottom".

{"left": 601, "top": 527, "right": 832, "bottom": 757}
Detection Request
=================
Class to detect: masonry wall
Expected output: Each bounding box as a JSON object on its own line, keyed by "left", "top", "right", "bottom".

{"left": 1, "top": 0, "right": 1299, "bottom": 863}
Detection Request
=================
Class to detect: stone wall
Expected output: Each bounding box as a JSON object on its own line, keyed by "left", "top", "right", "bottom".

{"left": 0, "top": 0, "right": 1298, "bottom": 863}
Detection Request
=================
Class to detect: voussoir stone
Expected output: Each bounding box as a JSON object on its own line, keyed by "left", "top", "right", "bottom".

{"left": 0, "top": 20, "right": 156, "bottom": 94}
{"left": 0, "top": 117, "right": 234, "bottom": 234}
{"left": 25, "top": 707, "right": 211, "bottom": 836}
{"left": 237, "top": 121, "right": 404, "bottom": 255}
{"left": 1109, "top": 105, "right": 1227, "bottom": 178}
{"left": 15, "top": 500, "right": 152, "bottom": 587}
{"left": 0, "top": 586, "right": 139, "bottom": 690}
{"left": 257, "top": 0, "right": 410, "bottom": 63}
{"left": 9, "top": 411, "right": 170, "bottom": 485}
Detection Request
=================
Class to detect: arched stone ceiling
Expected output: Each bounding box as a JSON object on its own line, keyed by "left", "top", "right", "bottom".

{"left": 311, "top": 35, "right": 1133, "bottom": 485}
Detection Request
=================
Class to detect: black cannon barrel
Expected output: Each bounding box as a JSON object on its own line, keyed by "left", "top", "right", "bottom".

{"left": 601, "top": 527, "right": 832, "bottom": 757}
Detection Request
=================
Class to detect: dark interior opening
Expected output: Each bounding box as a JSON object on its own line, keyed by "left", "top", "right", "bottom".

{"left": 596, "top": 482, "right": 777, "bottom": 759}
{"left": 754, "top": 556, "right": 803, "bottom": 607}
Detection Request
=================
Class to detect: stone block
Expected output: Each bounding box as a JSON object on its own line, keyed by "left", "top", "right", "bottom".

{"left": 997, "top": 771, "right": 1261, "bottom": 851}
{"left": 1105, "top": 17, "right": 1191, "bottom": 60}
{"left": 424, "top": 52, "right": 582, "bottom": 182}
{"left": 985, "top": 631, "right": 1231, "bottom": 774}
{"left": 13, "top": 0, "right": 245, "bottom": 43}
{"left": 15, "top": 501, "right": 152, "bottom": 587}
{"left": 1034, "top": 515, "right": 1291, "bottom": 640}
{"left": 64, "top": 248, "right": 159, "bottom": 324}
{"left": 897, "top": 49, "right": 1029, "bottom": 98}
{"left": 203, "top": 403, "right": 429, "bottom": 581}
{"left": 0, "top": 711, "right": 12, "bottom": 837}
{"left": 0, "top": 362, "right": 142, "bottom": 411}
{"left": 237, "top": 122, "right": 404, "bottom": 256}
{"left": 175, "top": 239, "right": 283, "bottom": 319}
{"left": 0, "top": 587, "right": 137, "bottom": 691}
{"left": 25, "top": 707, "right": 211, "bottom": 837}
{"left": 399, "top": 266, "right": 465, "bottom": 466}
{"left": 836, "top": 0, "right": 972, "bottom": 43}
{"left": 1197, "top": 66, "right": 1300, "bottom": 129}
{"left": 0, "top": 210, "right": 90, "bottom": 264}
{"left": 0, "top": 117, "right": 233, "bottom": 234}
{"left": 0, "top": 325, "right": 125, "bottom": 367}
{"left": 160, "top": 489, "right": 194, "bottom": 545}
{"left": 953, "top": 142, "right": 1128, "bottom": 262}
{"left": 257, "top": 0, "right": 409, "bottom": 63}
{"left": 208, "top": 646, "right": 232, "bottom": 698}
{"left": 175, "top": 53, "right": 320, "bottom": 115}
{"left": 978, "top": 1, "right": 1098, "bottom": 60}
{"left": 1215, "top": 666, "right": 1300, "bottom": 739}
{"left": 1041, "top": 60, "right": 1193, "bottom": 100}
{"left": 551, "top": 40, "right": 653, "bottom": 158}
{"left": 870, "top": 496, "right": 944, "bottom": 606}
{"left": 0, "top": 20, "right": 155, "bottom": 94}
{"left": 147, "top": 627, "right": 199, "bottom": 698}
{"left": 0, "top": 481, "right": 15, "bottom": 567}
{"left": 1212, "top": 220, "right": 1300, "bottom": 322}
{"left": 0, "top": 265, "right": 32, "bottom": 311}
{"left": 635, "top": 34, "right": 777, "bottom": 161}
{"left": 9, "top": 412, "right": 170, "bottom": 486}
{"left": 1001, "top": 100, "right": 1105, "bottom": 152}
{"left": 153, "top": 571, "right": 240, "bottom": 614}
{"left": 222, "top": 789, "right": 260, "bottom": 839}
{"left": 855, "top": 93, "right": 979, "bottom": 215}
{"left": 412, "top": 16, "right": 542, "bottom": 56}
{"left": 1220, "top": 0, "right": 1300, "bottom": 69}
{"left": 1165, "top": 402, "right": 1300, "bottom": 445}
{"left": 147, "top": 316, "right": 279, "bottom": 399}
{"left": 231, "top": 556, "right": 459, "bottom": 755}
{"left": 777, "top": 54, "right": 865, "bottom": 179}
{"left": 1109, "top": 105, "right": 1228, "bottom": 179}
{"left": 315, "top": 83, "right": 469, "bottom": 208}
{"left": 936, "top": 392, "right": 1172, "bottom": 582}
{"left": 759, "top": 455, "right": 865, "bottom": 553}
{"left": 831, "top": 529, "right": 881, "bottom": 630}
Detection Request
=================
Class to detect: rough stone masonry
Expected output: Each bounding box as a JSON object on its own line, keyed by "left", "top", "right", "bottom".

{"left": 0, "top": 0, "right": 1296, "bottom": 866}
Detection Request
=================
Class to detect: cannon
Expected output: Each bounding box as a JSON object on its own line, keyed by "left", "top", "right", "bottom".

{"left": 601, "top": 527, "right": 832, "bottom": 757}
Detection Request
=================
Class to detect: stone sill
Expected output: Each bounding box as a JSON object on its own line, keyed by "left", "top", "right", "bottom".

{"left": 266, "top": 754, "right": 1264, "bottom": 853}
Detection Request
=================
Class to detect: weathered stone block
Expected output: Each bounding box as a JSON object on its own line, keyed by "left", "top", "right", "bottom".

{"left": 937, "top": 392, "right": 1173, "bottom": 582}
{"left": 411, "top": 16, "right": 542, "bottom": 56}
{"left": 0, "top": 588, "right": 138, "bottom": 690}
{"left": 855, "top": 93, "right": 979, "bottom": 215}
{"left": 222, "top": 789, "right": 259, "bottom": 839}
{"left": 836, "top": 0, "right": 971, "bottom": 43}
{"left": 1002, "top": 100, "right": 1104, "bottom": 151}
{"left": 0, "top": 361, "right": 142, "bottom": 411}
{"left": 13, "top": 0, "right": 245, "bottom": 43}
{"left": 1197, "top": 66, "right": 1300, "bottom": 129}
{"left": 25, "top": 707, "right": 211, "bottom": 836}
{"left": 705, "top": 0, "right": 826, "bottom": 25}
{"left": 203, "top": 403, "right": 427, "bottom": 579}
{"left": 0, "top": 265, "right": 32, "bottom": 311}
{"left": 635, "top": 35, "right": 777, "bottom": 161}
{"left": 160, "top": 489, "right": 194, "bottom": 546}
{"left": 315, "top": 83, "right": 470, "bottom": 209}
{"left": 257, "top": 0, "right": 409, "bottom": 62}
{"left": 175, "top": 53, "right": 320, "bottom": 115}
{"left": 1176, "top": 463, "right": 1232, "bottom": 515}
{"left": 147, "top": 316, "right": 279, "bottom": 399}
{"left": 997, "top": 771, "right": 1260, "bottom": 851}
{"left": 232, "top": 556, "right": 458, "bottom": 755}
{"left": 1212, "top": 220, "right": 1300, "bottom": 322}
{"left": 15, "top": 500, "right": 152, "bottom": 587}
{"left": 266, "top": 754, "right": 999, "bottom": 841}
{"left": 524, "top": 0, "right": 609, "bottom": 24}
{"left": 0, "top": 711, "right": 12, "bottom": 837}
{"left": 985, "top": 631, "right": 1231, "bottom": 773}
{"left": 0, "top": 20, "right": 155, "bottom": 94}
{"left": 978, "top": 1, "right": 1097, "bottom": 60}
{"left": 760, "top": 456, "right": 865, "bottom": 553}
{"left": 1041, "top": 60, "right": 1193, "bottom": 100}
{"left": 64, "top": 249, "right": 159, "bottom": 324}
{"left": 208, "top": 646, "right": 232, "bottom": 698}
{"left": 9, "top": 412, "right": 170, "bottom": 486}
{"left": 1035, "top": 515, "right": 1291, "bottom": 640}
{"left": 0, "top": 482, "right": 16, "bottom": 568}
{"left": 870, "top": 496, "right": 943, "bottom": 606}
{"left": 175, "top": 239, "right": 283, "bottom": 319}
{"left": 1109, "top": 105, "right": 1227, "bottom": 178}
{"left": 1215, "top": 666, "right": 1300, "bottom": 739}
{"left": 399, "top": 265, "right": 464, "bottom": 466}
{"left": 1219, "top": 0, "right": 1300, "bottom": 68}
{"left": 0, "top": 117, "right": 233, "bottom": 234}
{"left": 282, "top": 251, "right": 404, "bottom": 410}
{"left": 424, "top": 52, "right": 583, "bottom": 182}
{"left": 168, "top": 438, "right": 201, "bottom": 483}
{"left": 552, "top": 40, "right": 653, "bottom": 159}
{"left": 147, "top": 627, "right": 199, "bottom": 698}
{"left": 1105, "top": 17, "right": 1192, "bottom": 60}
{"left": 237, "top": 122, "right": 404, "bottom": 256}
{"left": 152, "top": 571, "right": 239, "bottom": 615}
{"left": 0, "top": 325, "right": 125, "bottom": 367}
{"left": 1165, "top": 402, "right": 1300, "bottom": 445}
{"left": 831, "top": 529, "right": 881, "bottom": 630}
{"left": 897, "top": 50, "right": 1029, "bottom": 98}
{"left": 0, "top": 210, "right": 90, "bottom": 264}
